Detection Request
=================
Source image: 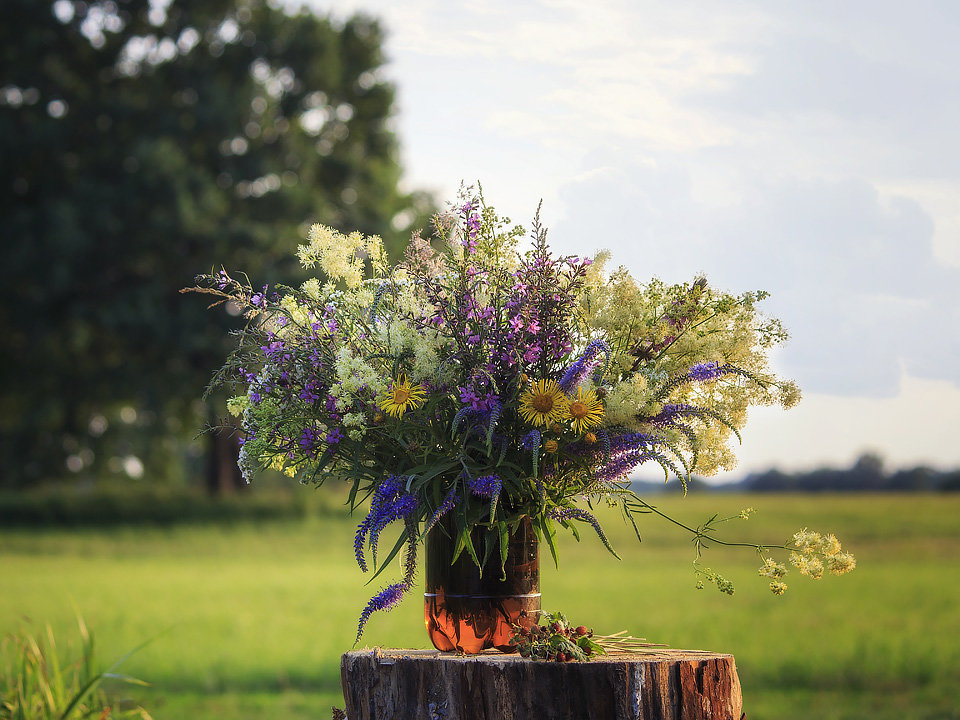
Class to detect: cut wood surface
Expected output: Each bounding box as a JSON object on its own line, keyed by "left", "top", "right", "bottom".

{"left": 341, "top": 648, "right": 743, "bottom": 720}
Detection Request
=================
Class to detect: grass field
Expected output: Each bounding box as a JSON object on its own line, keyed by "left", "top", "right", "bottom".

{"left": 3, "top": 493, "right": 959, "bottom": 719}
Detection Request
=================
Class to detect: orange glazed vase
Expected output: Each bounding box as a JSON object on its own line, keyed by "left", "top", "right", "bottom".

{"left": 424, "top": 516, "right": 540, "bottom": 654}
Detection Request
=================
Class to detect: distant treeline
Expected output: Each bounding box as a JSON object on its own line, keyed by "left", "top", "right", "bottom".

{"left": 633, "top": 452, "right": 960, "bottom": 493}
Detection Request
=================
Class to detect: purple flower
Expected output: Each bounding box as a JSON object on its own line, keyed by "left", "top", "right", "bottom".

{"left": 368, "top": 493, "right": 418, "bottom": 562}
{"left": 685, "top": 361, "right": 738, "bottom": 383}
{"left": 521, "top": 430, "right": 541, "bottom": 451}
{"left": 548, "top": 507, "right": 618, "bottom": 558}
{"left": 354, "top": 476, "right": 418, "bottom": 571}
{"left": 298, "top": 426, "right": 322, "bottom": 458}
{"left": 355, "top": 582, "right": 408, "bottom": 644}
{"left": 422, "top": 485, "right": 459, "bottom": 536}
{"left": 559, "top": 339, "right": 611, "bottom": 392}
{"left": 250, "top": 284, "right": 269, "bottom": 307}
{"left": 468, "top": 473, "right": 501, "bottom": 500}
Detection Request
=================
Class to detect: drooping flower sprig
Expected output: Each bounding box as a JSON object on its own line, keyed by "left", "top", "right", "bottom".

{"left": 189, "top": 186, "right": 853, "bottom": 643}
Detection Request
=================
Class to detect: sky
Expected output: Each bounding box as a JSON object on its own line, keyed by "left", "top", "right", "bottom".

{"left": 302, "top": 0, "right": 960, "bottom": 479}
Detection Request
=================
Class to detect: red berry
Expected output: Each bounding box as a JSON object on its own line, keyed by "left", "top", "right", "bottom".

{"left": 575, "top": 626, "right": 588, "bottom": 636}
{"left": 556, "top": 653, "right": 566, "bottom": 662}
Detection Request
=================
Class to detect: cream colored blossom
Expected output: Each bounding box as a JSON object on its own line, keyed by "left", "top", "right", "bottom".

{"left": 826, "top": 552, "right": 857, "bottom": 575}
{"left": 603, "top": 374, "right": 650, "bottom": 428}
{"left": 299, "top": 225, "right": 386, "bottom": 288}
{"left": 226, "top": 396, "right": 249, "bottom": 417}
{"left": 301, "top": 278, "right": 322, "bottom": 302}
{"left": 819, "top": 533, "right": 842, "bottom": 557}
{"left": 758, "top": 557, "right": 787, "bottom": 579}
{"left": 792, "top": 528, "right": 822, "bottom": 554}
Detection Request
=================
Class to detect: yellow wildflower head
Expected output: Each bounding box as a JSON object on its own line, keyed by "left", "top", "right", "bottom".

{"left": 377, "top": 375, "right": 426, "bottom": 418}
{"left": 566, "top": 385, "right": 605, "bottom": 435}
{"left": 518, "top": 379, "right": 570, "bottom": 427}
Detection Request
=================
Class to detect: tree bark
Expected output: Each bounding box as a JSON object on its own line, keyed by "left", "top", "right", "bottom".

{"left": 341, "top": 648, "right": 743, "bottom": 720}
{"left": 205, "top": 419, "right": 244, "bottom": 495}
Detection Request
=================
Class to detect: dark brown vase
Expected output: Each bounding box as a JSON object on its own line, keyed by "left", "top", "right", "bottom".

{"left": 424, "top": 516, "right": 540, "bottom": 654}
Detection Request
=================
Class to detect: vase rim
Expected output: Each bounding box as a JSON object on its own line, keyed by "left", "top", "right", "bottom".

{"left": 423, "top": 592, "right": 541, "bottom": 599}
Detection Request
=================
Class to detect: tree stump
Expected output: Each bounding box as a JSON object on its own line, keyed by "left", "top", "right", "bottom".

{"left": 341, "top": 648, "right": 742, "bottom": 720}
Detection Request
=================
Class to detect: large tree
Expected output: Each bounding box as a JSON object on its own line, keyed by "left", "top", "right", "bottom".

{"left": 0, "top": 0, "right": 434, "bottom": 489}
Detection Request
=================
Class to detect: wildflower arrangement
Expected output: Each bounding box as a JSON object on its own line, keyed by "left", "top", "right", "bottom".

{"left": 191, "top": 189, "right": 854, "bottom": 643}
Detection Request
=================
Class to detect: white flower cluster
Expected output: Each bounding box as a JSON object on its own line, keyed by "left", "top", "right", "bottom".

{"left": 331, "top": 347, "right": 385, "bottom": 413}
{"left": 298, "top": 225, "right": 386, "bottom": 288}
{"left": 603, "top": 374, "right": 652, "bottom": 429}
{"left": 376, "top": 319, "right": 444, "bottom": 382}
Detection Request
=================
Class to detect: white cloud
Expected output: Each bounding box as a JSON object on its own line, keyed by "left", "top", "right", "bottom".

{"left": 551, "top": 162, "right": 959, "bottom": 395}
{"left": 299, "top": 0, "right": 960, "bottom": 470}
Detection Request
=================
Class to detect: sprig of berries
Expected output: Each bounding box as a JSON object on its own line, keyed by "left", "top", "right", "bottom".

{"left": 509, "top": 611, "right": 605, "bottom": 662}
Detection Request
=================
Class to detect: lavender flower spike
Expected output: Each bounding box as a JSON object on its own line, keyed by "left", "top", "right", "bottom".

{"left": 549, "top": 507, "right": 620, "bottom": 559}
{"left": 422, "top": 485, "right": 459, "bottom": 536}
{"left": 469, "top": 473, "right": 502, "bottom": 523}
{"left": 686, "top": 361, "right": 734, "bottom": 383}
{"left": 521, "top": 429, "right": 542, "bottom": 451}
{"left": 355, "top": 582, "right": 408, "bottom": 644}
{"left": 559, "top": 339, "right": 611, "bottom": 392}
{"left": 467, "top": 474, "right": 500, "bottom": 498}
{"left": 368, "top": 493, "right": 418, "bottom": 564}
{"left": 354, "top": 475, "right": 407, "bottom": 571}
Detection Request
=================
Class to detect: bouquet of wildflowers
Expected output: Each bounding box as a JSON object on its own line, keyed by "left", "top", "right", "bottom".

{"left": 191, "top": 190, "right": 854, "bottom": 641}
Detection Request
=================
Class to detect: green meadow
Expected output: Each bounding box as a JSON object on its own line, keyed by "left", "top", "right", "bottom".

{"left": 3, "top": 493, "right": 958, "bottom": 719}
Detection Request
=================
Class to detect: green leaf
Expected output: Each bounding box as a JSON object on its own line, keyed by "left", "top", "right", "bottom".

{"left": 365, "top": 532, "right": 407, "bottom": 585}
{"left": 540, "top": 515, "right": 560, "bottom": 570}
{"left": 576, "top": 635, "right": 605, "bottom": 656}
{"left": 462, "top": 527, "right": 481, "bottom": 574}
{"left": 498, "top": 521, "right": 509, "bottom": 581}
{"left": 450, "top": 526, "right": 468, "bottom": 567}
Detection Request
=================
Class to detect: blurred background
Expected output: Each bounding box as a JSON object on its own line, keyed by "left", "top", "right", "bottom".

{"left": 2, "top": 1, "right": 958, "bottom": 718}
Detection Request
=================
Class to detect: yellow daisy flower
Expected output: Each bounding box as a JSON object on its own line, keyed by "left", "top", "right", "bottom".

{"left": 518, "top": 379, "right": 570, "bottom": 427}
{"left": 378, "top": 375, "right": 426, "bottom": 418}
{"left": 566, "top": 385, "right": 604, "bottom": 435}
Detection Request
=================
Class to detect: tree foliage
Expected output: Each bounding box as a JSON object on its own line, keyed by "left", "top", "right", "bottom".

{"left": 0, "top": 0, "right": 434, "bottom": 487}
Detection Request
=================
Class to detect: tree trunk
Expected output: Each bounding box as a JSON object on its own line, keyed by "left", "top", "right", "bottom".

{"left": 205, "top": 405, "right": 244, "bottom": 495}
{"left": 341, "top": 648, "right": 743, "bottom": 720}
